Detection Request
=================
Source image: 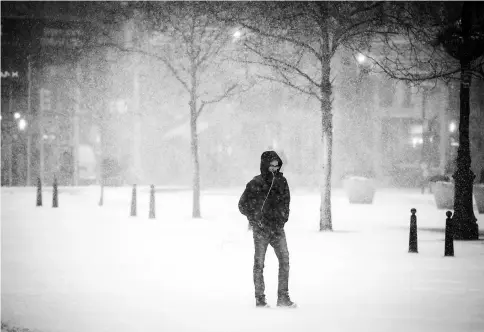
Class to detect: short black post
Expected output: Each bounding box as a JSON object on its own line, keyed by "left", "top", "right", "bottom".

{"left": 99, "top": 182, "right": 104, "bottom": 207}
{"left": 52, "top": 176, "right": 58, "bottom": 208}
{"left": 36, "top": 177, "right": 42, "bottom": 206}
{"left": 149, "top": 184, "right": 155, "bottom": 219}
{"left": 409, "top": 208, "right": 418, "bottom": 253}
{"left": 444, "top": 211, "right": 454, "bottom": 257}
{"left": 130, "top": 184, "right": 137, "bottom": 217}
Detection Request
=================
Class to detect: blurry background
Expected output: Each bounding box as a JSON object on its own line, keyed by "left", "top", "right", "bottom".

{"left": 2, "top": 1, "right": 483, "bottom": 189}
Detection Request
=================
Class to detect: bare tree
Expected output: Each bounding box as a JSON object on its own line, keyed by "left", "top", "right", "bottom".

{"left": 351, "top": 2, "right": 484, "bottom": 239}
{"left": 220, "top": 2, "right": 390, "bottom": 231}
{"left": 96, "top": 2, "right": 250, "bottom": 218}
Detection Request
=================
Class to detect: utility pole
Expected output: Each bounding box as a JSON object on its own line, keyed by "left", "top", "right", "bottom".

{"left": 8, "top": 85, "right": 14, "bottom": 187}
{"left": 124, "top": 14, "right": 142, "bottom": 184}
{"left": 26, "top": 57, "right": 32, "bottom": 186}
{"left": 39, "top": 86, "right": 45, "bottom": 186}
{"left": 132, "top": 58, "right": 142, "bottom": 183}
{"left": 73, "top": 61, "right": 81, "bottom": 186}
{"left": 38, "top": 70, "right": 52, "bottom": 187}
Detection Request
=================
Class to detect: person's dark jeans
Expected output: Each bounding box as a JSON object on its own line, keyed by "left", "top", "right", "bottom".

{"left": 253, "top": 227, "right": 290, "bottom": 297}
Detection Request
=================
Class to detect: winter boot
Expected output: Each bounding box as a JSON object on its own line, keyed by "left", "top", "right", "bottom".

{"left": 277, "top": 292, "right": 297, "bottom": 308}
{"left": 255, "top": 295, "right": 269, "bottom": 308}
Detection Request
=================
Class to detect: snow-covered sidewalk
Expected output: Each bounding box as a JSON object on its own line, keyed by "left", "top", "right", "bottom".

{"left": 1, "top": 187, "right": 483, "bottom": 332}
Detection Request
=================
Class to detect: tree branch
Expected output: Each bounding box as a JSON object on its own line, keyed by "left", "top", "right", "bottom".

{"left": 236, "top": 21, "right": 322, "bottom": 59}
{"left": 197, "top": 27, "right": 230, "bottom": 67}
{"left": 257, "top": 74, "right": 322, "bottom": 102}
{"left": 348, "top": 2, "right": 383, "bottom": 17}
{"left": 366, "top": 51, "right": 461, "bottom": 82}
{"left": 197, "top": 83, "right": 239, "bottom": 118}
{"left": 243, "top": 41, "right": 321, "bottom": 88}
{"left": 105, "top": 42, "right": 191, "bottom": 92}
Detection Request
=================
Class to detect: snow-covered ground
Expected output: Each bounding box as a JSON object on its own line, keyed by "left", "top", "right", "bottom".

{"left": 1, "top": 186, "right": 483, "bottom": 332}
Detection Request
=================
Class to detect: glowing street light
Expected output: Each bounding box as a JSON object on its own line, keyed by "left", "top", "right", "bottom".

{"left": 233, "top": 30, "right": 242, "bottom": 39}
{"left": 18, "top": 118, "right": 27, "bottom": 131}
{"left": 449, "top": 121, "right": 457, "bottom": 133}
{"left": 14, "top": 112, "right": 21, "bottom": 119}
{"left": 356, "top": 53, "right": 366, "bottom": 64}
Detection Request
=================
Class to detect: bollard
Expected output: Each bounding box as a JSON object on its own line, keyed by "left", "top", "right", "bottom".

{"left": 408, "top": 208, "right": 418, "bottom": 253}
{"left": 52, "top": 176, "right": 58, "bottom": 208}
{"left": 36, "top": 177, "right": 42, "bottom": 207}
{"left": 99, "top": 182, "right": 104, "bottom": 207}
{"left": 130, "top": 184, "right": 137, "bottom": 217}
{"left": 149, "top": 184, "right": 155, "bottom": 219}
{"left": 444, "top": 211, "right": 454, "bottom": 257}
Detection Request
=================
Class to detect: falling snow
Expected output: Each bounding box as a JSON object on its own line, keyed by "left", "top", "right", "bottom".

{"left": 2, "top": 2, "right": 484, "bottom": 332}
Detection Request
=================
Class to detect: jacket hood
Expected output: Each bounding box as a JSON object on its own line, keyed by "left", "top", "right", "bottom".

{"left": 260, "top": 150, "right": 283, "bottom": 178}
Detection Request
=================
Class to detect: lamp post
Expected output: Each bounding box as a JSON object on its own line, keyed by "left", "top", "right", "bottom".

{"left": 438, "top": 2, "right": 482, "bottom": 239}
{"left": 355, "top": 53, "right": 374, "bottom": 177}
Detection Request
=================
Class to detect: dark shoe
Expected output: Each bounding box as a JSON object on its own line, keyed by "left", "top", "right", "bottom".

{"left": 277, "top": 293, "right": 297, "bottom": 308}
{"left": 256, "top": 295, "right": 269, "bottom": 308}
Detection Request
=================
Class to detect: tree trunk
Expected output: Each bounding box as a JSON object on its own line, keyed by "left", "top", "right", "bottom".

{"left": 320, "top": 113, "right": 333, "bottom": 231}
{"left": 98, "top": 113, "right": 105, "bottom": 187}
{"left": 132, "top": 62, "right": 143, "bottom": 184}
{"left": 317, "top": 2, "right": 333, "bottom": 231}
{"left": 319, "top": 28, "right": 333, "bottom": 231}
{"left": 452, "top": 61, "right": 478, "bottom": 240}
{"left": 190, "top": 68, "right": 201, "bottom": 218}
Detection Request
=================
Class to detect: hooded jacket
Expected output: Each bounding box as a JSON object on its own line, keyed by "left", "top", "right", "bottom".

{"left": 238, "top": 151, "right": 290, "bottom": 230}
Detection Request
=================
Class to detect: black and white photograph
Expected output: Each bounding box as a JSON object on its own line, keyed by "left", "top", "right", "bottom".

{"left": 1, "top": 1, "right": 484, "bottom": 331}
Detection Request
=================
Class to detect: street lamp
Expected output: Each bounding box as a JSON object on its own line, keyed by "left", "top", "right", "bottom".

{"left": 449, "top": 121, "right": 457, "bottom": 133}
{"left": 18, "top": 118, "right": 27, "bottom": 131}
{"left": 356, "top": 53, "right": 366, "bottom": 64}
{"left": 233, "top": 30, "right": 242, "bottom": 39}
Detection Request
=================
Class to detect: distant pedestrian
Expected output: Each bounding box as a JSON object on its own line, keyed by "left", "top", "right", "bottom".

{"left": 238, "top": 150, "right": 296, "bottom": 308}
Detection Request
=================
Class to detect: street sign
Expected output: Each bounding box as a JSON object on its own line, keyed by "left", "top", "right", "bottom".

{"left": 1, "top": 71, "right": 20, "bottom": 78}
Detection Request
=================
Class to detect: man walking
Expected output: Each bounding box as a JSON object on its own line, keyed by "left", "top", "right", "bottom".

{"left": 238, "top": 150, "right": 296, "bottom": 308}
